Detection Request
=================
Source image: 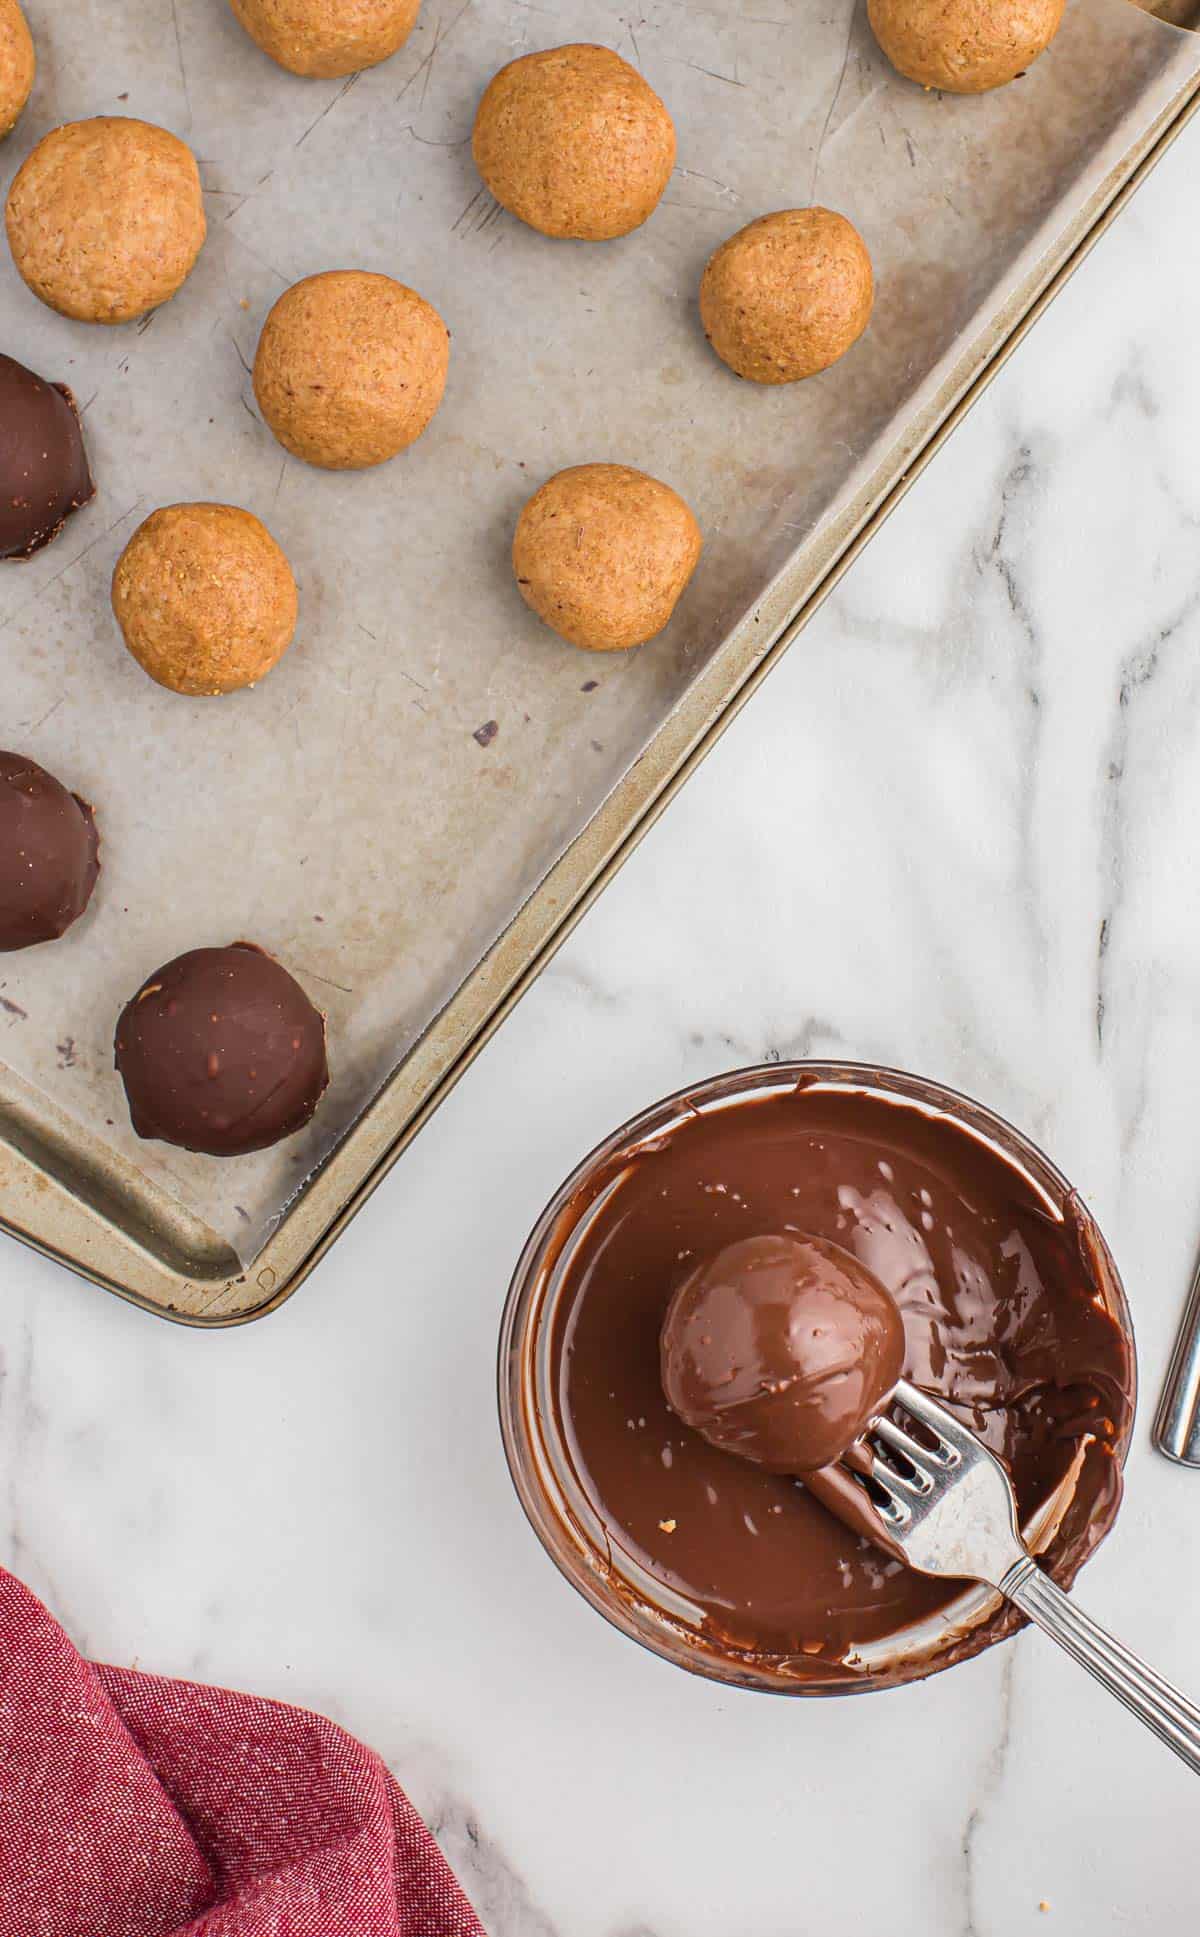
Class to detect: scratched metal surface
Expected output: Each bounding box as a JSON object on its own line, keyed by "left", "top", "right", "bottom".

{"left": 2, "top": 0, "right": 1197, "bottom": 1264}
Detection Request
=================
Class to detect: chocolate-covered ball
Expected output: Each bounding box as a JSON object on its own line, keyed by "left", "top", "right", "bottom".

{"left": 0, "top": 751, "right": 99, "bottom": 950}
{"left": 661, "top": 1233, "right": 905, "bottom": 1472}
{"left": 114, "top": 943, "right": 328, "bottom": 1156}
{"left": 0, "top": 355, "right": 94, "bottom": 560}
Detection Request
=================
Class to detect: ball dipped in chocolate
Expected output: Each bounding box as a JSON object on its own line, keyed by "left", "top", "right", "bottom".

{"left": 0, "top": 751, "right": 99, "bottom": 950}
{"left": 472, "top": 44, "right": 675, "bottom": 241}
{"left": 0, "top": 355, "right": 94, "bottom": 560}
{"left": 0, "top": 0, "right": 35, "bottom": 141}
{"left": 114, "top": 943, "right": 328, "bottom": 1156}
{"left": 660, "top": 1233, "right": 905, "bottom": 1472}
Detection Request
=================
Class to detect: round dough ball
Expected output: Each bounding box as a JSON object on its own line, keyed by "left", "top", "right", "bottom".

{"left": 699, "top": 208, "right": 873, "bottom": 385}
{"left": 472, "top": 44, "right": 675, "bottom": 241}
{"left": 5, "top": 117, "right": 206, "bottom": 324}
{"left": 867, "top": 0, "right": 1064, "bottom": 91}
{"left": 0, "top": 0, "right": 34, "bottom": 140}
{"left": 112, "top": 504, "right": 299, "bottom": 697}
{"left": 228, "top": 0, "right": 420, "bottom": 78}
{"left": 513, "top": 463, "right": 701, "bottom": 652}
{"left": 253, "top": 270, "right": 450, "bottom": 470}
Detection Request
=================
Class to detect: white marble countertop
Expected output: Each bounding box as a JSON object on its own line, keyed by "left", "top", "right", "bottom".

{"left": 5, "top": 104, "right": 1200, "bottom": 1937}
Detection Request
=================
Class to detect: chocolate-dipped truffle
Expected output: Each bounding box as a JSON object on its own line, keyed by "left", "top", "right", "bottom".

{"left": 0, "top": 751, "right": 99, "bottom": 950}
{"left": 0, "top": 355, "right": 94, "bottom": 560}
{"left": 114, "top": 943, "right": 328, "bottom": 1157}
{"left": 660, "top": 1232, "right": 905, "bottom": 1472}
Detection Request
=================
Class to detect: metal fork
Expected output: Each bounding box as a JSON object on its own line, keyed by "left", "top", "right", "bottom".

{"left": 830, "top": 1378, "right": 1200, "bottom": 1774}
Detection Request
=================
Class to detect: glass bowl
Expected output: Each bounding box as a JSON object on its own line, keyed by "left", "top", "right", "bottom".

{"left": 497, "top": 1061, "right": 1136, "bottom": 1695}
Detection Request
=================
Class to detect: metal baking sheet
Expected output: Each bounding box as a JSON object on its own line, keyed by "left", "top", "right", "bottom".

{"left": 2, "top": 0, "right": 1199, "bottom": 1320}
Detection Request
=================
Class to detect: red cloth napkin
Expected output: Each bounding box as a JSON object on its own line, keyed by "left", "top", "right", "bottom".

{"left": 0, "top": 1569, "right": 485, "bottom": 1936}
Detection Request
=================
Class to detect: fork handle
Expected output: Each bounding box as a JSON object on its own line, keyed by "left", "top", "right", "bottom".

{"left": 1001, "top": 1556, "right": 1200, "bottom": 1776}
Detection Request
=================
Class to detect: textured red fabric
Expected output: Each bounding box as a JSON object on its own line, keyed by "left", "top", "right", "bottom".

{"left": 0, "top": 1570, "right": 485, "bottom": 1937}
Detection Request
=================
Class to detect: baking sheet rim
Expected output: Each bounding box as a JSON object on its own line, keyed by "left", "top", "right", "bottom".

{"left": 3, "top": 64, "right": 1198, "bottom": 1327}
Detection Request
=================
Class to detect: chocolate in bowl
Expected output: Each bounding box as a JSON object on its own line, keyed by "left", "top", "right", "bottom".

{"left": 498, "top": 1064, "right": 1136, "bottom": 1694}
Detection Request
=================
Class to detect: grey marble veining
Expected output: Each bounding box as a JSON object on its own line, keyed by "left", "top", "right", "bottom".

{"left": 3, "top": 77, "right": 1200, "bottom": 1937}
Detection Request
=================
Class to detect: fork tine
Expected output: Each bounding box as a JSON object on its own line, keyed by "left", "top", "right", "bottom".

{"left": 870, "top": 1414, "right": 936, "bottom": 1488}
{"left": 802, "top": 1463, "right": 910, "bottom": 1559}
{"left": 864, "top": 1465, "right": 913, "bottom": 1525}
{"left": 867, "top": 1450, "right": 930, "bottom": 1499}
{"left": 893, "top": 1377, "right": 971, "bottom": 1462}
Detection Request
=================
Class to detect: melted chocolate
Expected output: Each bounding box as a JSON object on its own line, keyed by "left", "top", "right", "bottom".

{"left": 0, "top": 751, "right": 99, "bottom": 950}
{"left": 0, "top": 354, "right": 94, "bottom": 560}
{"left": 114, "top": 943, "right": 328, "bottom": 1157}
{"left": 549, "top": 1081, "right": 1133, "bottom": 1680}
{"left": 660, "top": 1232, "right": 904, "bottom": 1472}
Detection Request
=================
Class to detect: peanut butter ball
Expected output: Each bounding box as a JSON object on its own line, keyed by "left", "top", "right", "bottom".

{"left": 699, "top": 208, "right": 873, "bottom": 385}
{"left": 253, "top": 270, "right": 449, "bottom": 470}
{"left": 112, "top": 504, "right": 299, "bottom": 697}
{"left": 868, "top": 0, "right": 1064, "bottom": 91}
{"left": 0, "top": 0, "right": 34, "bottom": 140}
{"left": 513, "top": 463, "right": 701, "bottom": 652}
{"left": 228, "top": 0, "right": 420, "bottom": 78}
{"left": 472, "top": 44, "right": 675, "bottom": 241}
{"left": 6, "top": 117, "right": 206, "bottom": 324}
